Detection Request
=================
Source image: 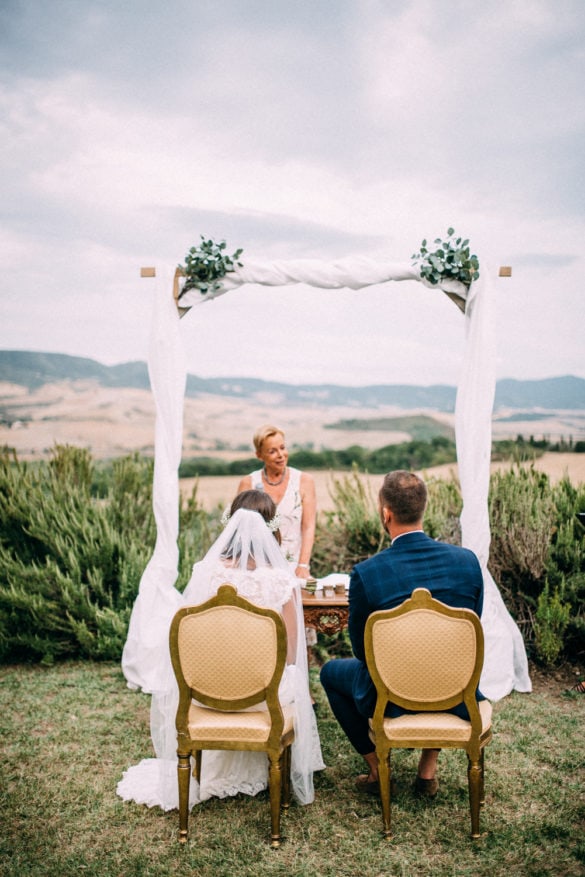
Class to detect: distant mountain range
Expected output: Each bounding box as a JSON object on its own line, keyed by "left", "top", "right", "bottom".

{"left": 1, "top": 350, "right": 584, "bottom": 411}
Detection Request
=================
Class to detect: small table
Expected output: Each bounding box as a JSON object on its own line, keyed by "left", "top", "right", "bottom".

{"left": 301, "top": 588, "right": 349, "bottom": 636}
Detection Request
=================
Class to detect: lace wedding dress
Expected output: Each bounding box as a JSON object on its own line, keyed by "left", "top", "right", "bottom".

{"left": 117, "top": 509, "right": 324, "bottom": 811}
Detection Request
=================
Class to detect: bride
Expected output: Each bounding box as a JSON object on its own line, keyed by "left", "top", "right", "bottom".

{"left": 117, "top": 490, "right": 324, "bottom": 811}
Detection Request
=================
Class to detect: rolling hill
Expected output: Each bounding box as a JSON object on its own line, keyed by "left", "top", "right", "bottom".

{"left": 1, "top": 351, "right": 584, "bottom": 460}
{"left": 1, "top": 350, "right": 584, "bottom": 411}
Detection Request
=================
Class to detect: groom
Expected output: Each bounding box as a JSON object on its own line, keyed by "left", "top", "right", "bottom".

{"left": 320, "top": 470, "right": 484, "bottom": 796}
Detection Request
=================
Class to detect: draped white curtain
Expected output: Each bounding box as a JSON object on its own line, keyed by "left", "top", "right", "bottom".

{"left": 122, "top": 257, "right": 531, "bottom": 701}
{"left": 454, "top": 271, "right": 532, "bottom": 698}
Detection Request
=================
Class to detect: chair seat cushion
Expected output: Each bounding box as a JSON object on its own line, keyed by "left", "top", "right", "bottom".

{"left": 373, "top": 699, "right": 492, "bottom": 743}
{"left": 187, "top": 703, "right": 295, "bottom": 743}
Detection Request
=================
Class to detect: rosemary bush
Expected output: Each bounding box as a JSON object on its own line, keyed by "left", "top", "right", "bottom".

{"left": 488, "top": 467, "right": 556, "bottom": 603}
{"left": 0, "top": 446, "right": 213, "bottom": 663}
{"left": 533, "top": 582, "right": 571, "bottom": 665}
{"left": 312, "top": 466, "right": 584, "bottom": 666}
{"left": 311, "top": 469, "right": 389, "bottom": 577}
{"left": 1, "top": 448, "right": 583, "bottom": 666}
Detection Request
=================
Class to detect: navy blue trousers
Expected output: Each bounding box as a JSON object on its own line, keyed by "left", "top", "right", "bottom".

{"left": 320, "top": 656, "right": 477, "bottom": 756}
{"left": 320, "top": 658, "right": 374, "bottom": 755}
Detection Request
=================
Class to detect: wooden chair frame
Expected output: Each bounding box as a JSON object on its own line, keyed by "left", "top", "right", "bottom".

{"left": 364, "top": 588, "right": 493, "bottom": 839}
{"left": 169, "top": 584, "right": 294, "bottom": 848}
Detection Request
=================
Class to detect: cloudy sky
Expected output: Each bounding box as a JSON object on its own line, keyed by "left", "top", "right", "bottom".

{"left": 1, "top": 0, "right": 584, "bottom": 387}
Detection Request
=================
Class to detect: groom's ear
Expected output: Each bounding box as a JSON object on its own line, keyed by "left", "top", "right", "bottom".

{"left": 380, "top": 505, "right": 392, "bottom": 530}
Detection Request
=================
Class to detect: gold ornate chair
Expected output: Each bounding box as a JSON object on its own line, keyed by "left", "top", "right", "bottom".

{"left": 364, "top": 587, "right": 493, "bottom": 840}
{"left": 169, "top": 584, "right": 295, "bottom": 848}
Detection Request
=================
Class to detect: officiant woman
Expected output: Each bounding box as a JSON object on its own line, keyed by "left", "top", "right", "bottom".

{"left": 237, "top": 424, "right": 316, "bottom": 581}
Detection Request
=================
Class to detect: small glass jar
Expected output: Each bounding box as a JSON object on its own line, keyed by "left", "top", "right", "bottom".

{"left": 304, "top": 577, "right": 317, "bottom": 594}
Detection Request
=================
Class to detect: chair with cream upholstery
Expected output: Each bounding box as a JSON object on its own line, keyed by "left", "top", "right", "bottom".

{"left": 169, "top": 583, "right": 295, "bottom": 848}
{"left": 364, "top": 587, "right": 493, "bottom": 840}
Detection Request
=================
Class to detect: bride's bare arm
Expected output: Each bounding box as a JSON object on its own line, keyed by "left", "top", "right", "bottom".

{"left": 281, "top": 598, "right": 298, "bottom": 663}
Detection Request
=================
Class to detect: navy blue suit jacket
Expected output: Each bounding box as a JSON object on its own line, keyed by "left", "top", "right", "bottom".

{"left": 348, "top": 531, "right": 484, "bottom": 718}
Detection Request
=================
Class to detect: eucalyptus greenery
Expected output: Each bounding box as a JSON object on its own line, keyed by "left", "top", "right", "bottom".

{"left": 178, "top": 236, "right": 244, "bottom": 297}
{"left": 412, "top": 227, "right": 480, "bottom": 287}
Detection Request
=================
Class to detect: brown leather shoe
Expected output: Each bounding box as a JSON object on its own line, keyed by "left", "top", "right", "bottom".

{"left": 414, "top": 775, "right": 439, "bottom": 798}
{"left": 356, "top": 775, "right": 397, "bottom": 796}
{"left": 355, "top": 774, "right": 379, "bottom": 795}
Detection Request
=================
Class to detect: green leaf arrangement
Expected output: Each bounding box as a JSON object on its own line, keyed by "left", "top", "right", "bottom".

{"left": 178, "top": 236, "right": 244, "bottom": 298}
{"left": 411, "top": 228, "right": 480, "bottom": 288}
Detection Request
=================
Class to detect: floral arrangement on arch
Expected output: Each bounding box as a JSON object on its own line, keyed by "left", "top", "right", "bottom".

{"left": 411, "top": 228, "right": 480, "bottom": 288}
{"left": 177, "top": 237, "right": 244, "bottom": 299}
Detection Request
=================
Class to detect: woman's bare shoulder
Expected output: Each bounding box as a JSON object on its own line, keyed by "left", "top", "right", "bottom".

{"left": 237, "top": 474, "right": 253, "bottom": 492}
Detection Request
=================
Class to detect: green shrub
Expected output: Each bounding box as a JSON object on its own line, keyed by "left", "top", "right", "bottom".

{"left": 533, "top": 581, "right": 571, "bottom": 666}
{"left": 0, "top": 446, "right": 213, "bottom": 663}
{"left": 2, "top": 445, "right": 583, "bottom": 667}
{"left": 487, "top": 467, "right": 583, "bottom": 663}
{"left": 544, "top": 477, "right": 585, "bottom": 661}
{"left": 423, "top": 475, "right": 463, "bottom": 543}
{"left": 487, "top": 467, "right": 556, "bottom": 635}
{"left": 311, "top": 469, "right": 389, "bottom": 577}
{"left": 311, "top": 464, "right": 584, "bottom": 664}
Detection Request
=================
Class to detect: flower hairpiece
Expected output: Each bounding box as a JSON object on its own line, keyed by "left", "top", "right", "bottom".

{"left": 220, "top": 508, "right": 281, "bottom": 532}
{"left": 266, "top": 512, "right": 281, "bottom": 532}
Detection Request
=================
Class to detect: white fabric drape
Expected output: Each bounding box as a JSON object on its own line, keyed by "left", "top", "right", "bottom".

{"left": 121, "top": 274, "right": 186, "bottom": 693}
{"left": 122, "top": 257, "right": 531, "bottom": 709}
{"left": 455, "top": 269, "right": 531, "bottom": 697}
{"left": 177, "top": 257, "right": 467, "bottom": 310}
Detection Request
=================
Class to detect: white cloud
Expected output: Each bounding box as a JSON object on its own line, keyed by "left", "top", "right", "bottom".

{"left": 0, "top": 0, "right": 584, "bottom": 388}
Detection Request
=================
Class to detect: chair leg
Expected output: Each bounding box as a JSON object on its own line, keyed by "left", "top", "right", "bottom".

{"left": 467, "top": 755, "right": 482, "bottom": 839}
{"left": 377, "top": 749, "right": 393, "bottom": 840}
{"left": 268, "top": 753, "right": 283, "bottom": 848}
{"left": 177, "top": 752, "right": 191, "bottom": 844}
{"left": 193, "top": 749, "right": 202, "bottom": 782}
{"left": 479, "top": 748, "right": 486, "bottom": 807}
{"left": 281, "top": 745, "right": 292, "bottom": 810}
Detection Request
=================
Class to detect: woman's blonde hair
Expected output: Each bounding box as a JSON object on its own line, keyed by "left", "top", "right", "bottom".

{"left": 252, "top": 424, "right": 285, "bottom": 454}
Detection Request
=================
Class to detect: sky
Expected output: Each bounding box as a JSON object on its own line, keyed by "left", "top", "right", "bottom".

{"left": 1, "top": 0, "right": 584, "bottom": 387}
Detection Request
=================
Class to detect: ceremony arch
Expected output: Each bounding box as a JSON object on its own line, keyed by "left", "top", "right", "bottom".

{"left": 122, "top": 247, "right": 532, "bottom": 703}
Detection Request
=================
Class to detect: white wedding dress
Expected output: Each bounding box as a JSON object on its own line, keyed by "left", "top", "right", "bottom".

{"left": 117, "top": 509, "right": 324, "bottom": 811}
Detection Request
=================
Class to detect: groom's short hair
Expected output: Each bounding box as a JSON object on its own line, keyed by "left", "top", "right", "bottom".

{"left": 379, "top": 470, "right": 427, "bottom": 524}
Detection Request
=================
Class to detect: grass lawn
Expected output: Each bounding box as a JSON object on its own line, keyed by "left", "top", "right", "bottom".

{"left": 1, "top": 661, "right": 583, "bottom": 877}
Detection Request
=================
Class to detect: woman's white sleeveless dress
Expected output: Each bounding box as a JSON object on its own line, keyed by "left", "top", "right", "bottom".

{"left": 250, "top": 467, "right": 303, "bottom": 563}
